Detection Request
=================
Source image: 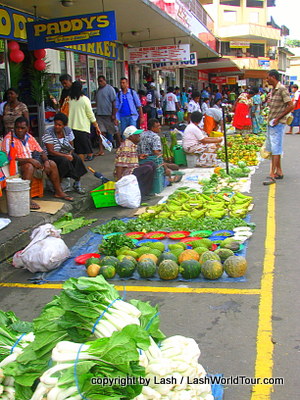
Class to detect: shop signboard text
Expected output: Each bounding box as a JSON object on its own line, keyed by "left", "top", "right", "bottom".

{"left": 26, "top": 11, "right": 117, "bottom": 50}
{"left": 152, "top": 51, "right": 197, "bottom": 69}
{"left": 129, "top": 44, "right": 190, "bottom": 64}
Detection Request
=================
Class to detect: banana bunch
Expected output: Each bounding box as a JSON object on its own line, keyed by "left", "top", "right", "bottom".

{"left": 228, "top": 192, "right": 253, "bottom": 218}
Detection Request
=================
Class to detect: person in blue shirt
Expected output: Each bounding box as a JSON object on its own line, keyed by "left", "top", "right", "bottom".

{"left": 115, "top": 77, "right": 144, "bottom": 134}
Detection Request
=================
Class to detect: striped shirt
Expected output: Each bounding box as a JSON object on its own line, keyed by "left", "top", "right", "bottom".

{"left": 42, "top": 126, "right": 74, "bottom": 154}
{"left": 2, "top": 132, "right": 42, "bottom": 159}
{"left": 268, "top": 82, "right": 291, "bottom": 124}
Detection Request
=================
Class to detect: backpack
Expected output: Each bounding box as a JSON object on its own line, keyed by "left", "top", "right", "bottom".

{"left": 146, "top": 89, "right": 154, "bottom": 104}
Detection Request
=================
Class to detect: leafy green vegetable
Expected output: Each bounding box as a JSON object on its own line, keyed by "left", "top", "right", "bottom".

{"left": 98, "top": 234, "right": 135, "bottom": 256}
{"left": 54, "top": 213, "right": 97, "bottom": 234}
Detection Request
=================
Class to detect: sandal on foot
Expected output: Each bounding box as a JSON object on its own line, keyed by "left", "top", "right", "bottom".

{"left": 73, "top": 184, "right": 86, "bottom": 194}
{"left": 30, "top": 201, "right": 41, "bottom": 210}
{"left": 263, "top": 177, "right": 276, "bottom": 185}
{"left": 274, "top": 174, "right": 284, "bottom": 180}
{"left": 84, "top": 155, "right": 94, "bottom": 161}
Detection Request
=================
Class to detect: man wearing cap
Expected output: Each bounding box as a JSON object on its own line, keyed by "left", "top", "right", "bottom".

{"left": 146, "top": 83, "right": 160, "bottom": 119}
{"left": 114, "top": 125, "right": 156, "bottom": 198}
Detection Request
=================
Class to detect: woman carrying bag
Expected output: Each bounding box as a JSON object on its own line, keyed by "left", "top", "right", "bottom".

{"left": 42, "top": 113, "right": 87, "bottom": 194}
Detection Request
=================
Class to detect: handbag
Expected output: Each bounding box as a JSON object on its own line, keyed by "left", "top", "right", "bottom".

{"left": 286, "top": 113, "right": 294, "bottom": 126}
{"left": 260, "top": 143, "right": 271, "bottom": 159}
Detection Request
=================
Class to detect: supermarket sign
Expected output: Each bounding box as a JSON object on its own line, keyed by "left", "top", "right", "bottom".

{"left": 26, "top": 11, "right": 117, "bottom": 50}
{"left": 211, "top": 77, "right": 227, "bottom": 84}
{"left": 128, "top": 44, "right": 190, "bottom": 64}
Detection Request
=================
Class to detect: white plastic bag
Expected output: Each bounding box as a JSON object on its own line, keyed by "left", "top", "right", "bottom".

{"left": 13, "top": 223, "right": 70, "bottom": 273}
{"left": 115, "top": 175, "right": 141, "bottom": 208}
{"left": 100, "top": 134, "right": 113, "bottom": 152}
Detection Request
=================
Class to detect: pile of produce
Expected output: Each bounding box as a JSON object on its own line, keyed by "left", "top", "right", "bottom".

{"left": 217, "top": 134, "right": 265, "bottom": 166}
{"left": 92, "top": 216, "right": 254, "bottom": 236}
{"left": 0, "top": 276, "right": 215, "bottom": 400}
{"left": 138, "top": 188, "right": 253, "bottom": 220}
{"left": 83, "top": 235, "right": 248, "bottom": 281}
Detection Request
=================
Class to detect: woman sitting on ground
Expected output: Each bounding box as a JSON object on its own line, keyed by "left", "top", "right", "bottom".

{"left": 42, "top": 113, "right": 87, "bottom": 194}
{"left": 182, "top": 111, "right": 222, "bottom": 167}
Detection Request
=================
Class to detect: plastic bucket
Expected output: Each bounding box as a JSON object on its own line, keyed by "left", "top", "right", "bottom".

{"left": 6, "top": 178, "right": 30, "bottom": 217}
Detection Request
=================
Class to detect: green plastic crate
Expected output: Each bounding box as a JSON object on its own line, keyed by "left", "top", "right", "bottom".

{"left": 90, "top": 184, "right": 117, "bottom": 208}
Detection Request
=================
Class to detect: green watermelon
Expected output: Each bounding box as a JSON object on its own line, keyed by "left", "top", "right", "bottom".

{"left": 99, "top": 256, "right": 119, "bottom": 267}
{"left": 201, "top": 260, "right": 223, "bottom": 280}
{"left": 158, "top": 252, "right": 178, "bottom": 264}
{"left": 137, "top": 259, "right": 157, "bottom": 278}
{"left": 179, "top": 260, "right": 201, "bottom": 279}
{"left": 85, "top": 257, "right": 101, "bottom": 268}
{"left": 147, "top": 242, "right": 165, "bottom": 252}
{"left": 194, "top": 247, "right": 210, "bottom": 256}
{"left": 224, "top": 256, "right": 247, "bottom": 277}
{"left": 100, "top": 265, "right": 116, "bottom": 279}
{"left": 158, "top": 260, "right": 179, "bottom": 280}
{"left": 200, "top": 251, "right": 221, "bottom": 264}
{"left": 214, "top": 248, "right": 234, "bottom": 262}
{"left": 116, "top": 259, "right": 136, "bottom": 278}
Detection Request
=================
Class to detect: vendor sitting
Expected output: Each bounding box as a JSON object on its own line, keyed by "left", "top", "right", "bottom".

{"left": 1, "top": 116, "right": 74, "bottom": 209}
{"left": 182, "top": 111, "right": 222, "bottom": 168}
{"left": 114, "top": 125, "right": 156, "bottom": 198}
{"left": 42, "top": 113, "right": 87, "bottom": 194}
{"left": 137, "top": 118, "right": 182, "bottom": 183}
{"left": 203, "top": 105, "right": 223, "bottom": 136}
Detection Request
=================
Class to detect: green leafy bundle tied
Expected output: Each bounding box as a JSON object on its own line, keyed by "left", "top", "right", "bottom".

{"left": 98, "top": 234, "right": 135, "bottom": 256}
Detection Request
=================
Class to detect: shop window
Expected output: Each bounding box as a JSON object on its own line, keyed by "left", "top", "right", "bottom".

{"left": 97, "top": 59, "right": 104, "bottom": 77}
{"left": 105, "top": 60, "right": 114, "bottom": 86}
{"left": 223, "top": 10, "right": 237, "bottom": 22}
{"left": 249, "top": 43, "right": 264, "bottom": 58}
{"left": 88, "top": 58, "right": 97, "bottom": 102}
{"left": 246, "top": 0, "right": 263, "bottom": 7}
{"left": 74, "top": 53, "right": 88, "bottom": 95}
{"left": 220, "top": 0, "right": 240, "bottom": 5}
{"left": 60, "top": 51, "right": 67, "bottom": 75}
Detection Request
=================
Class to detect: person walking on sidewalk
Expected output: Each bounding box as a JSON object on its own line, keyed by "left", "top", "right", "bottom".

{"left": 263, "top": 70, "right": 294, "bottom": 185}
{"left": 286, "top": 84, "right": 300, "bottom": 134}
{"left": 95, "top": 75, "right": 118, "bottom": 155}
{"left": 115, "top": 77, "right": 144, "bottom": 134}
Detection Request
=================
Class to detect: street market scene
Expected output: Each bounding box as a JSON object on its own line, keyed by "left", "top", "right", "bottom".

{"left": 0, "top": 0, "right": 299, "bottom": 399}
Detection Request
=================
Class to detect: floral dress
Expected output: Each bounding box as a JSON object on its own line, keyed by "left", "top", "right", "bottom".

{"left": 251, "top": 94, "right": 263, "bottom": 134}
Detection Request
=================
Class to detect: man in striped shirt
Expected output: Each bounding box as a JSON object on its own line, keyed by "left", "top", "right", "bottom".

{"left": 2, "top": 117, "right": 73, "bottom": 208}
{"left": 263, "top": 70, "right": 294, "bottom": 185}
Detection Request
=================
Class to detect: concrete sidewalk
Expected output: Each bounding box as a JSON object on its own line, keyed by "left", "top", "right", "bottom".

{"left": 0, "top": 151, "right": 118, "bottom": 265}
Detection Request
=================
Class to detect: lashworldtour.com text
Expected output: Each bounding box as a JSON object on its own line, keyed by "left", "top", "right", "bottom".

{"left": 90, "top": 375, "right": 284, "bottom": 387}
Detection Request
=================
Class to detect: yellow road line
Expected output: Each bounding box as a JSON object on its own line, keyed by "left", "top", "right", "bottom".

{"left": 0, "top": 282, "right": 260, "bottom": 295}
{"left": 251, "top": 184, "right": 276, "bottom": 399}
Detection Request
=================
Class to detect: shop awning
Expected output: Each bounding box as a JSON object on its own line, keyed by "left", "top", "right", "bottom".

{"left": 196, "top": 57, "right": 242, "bottom": 76}
{"left": 4, "top": 0, "right": 219, "bottom": 60}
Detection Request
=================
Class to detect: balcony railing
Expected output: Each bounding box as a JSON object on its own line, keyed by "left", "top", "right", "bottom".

{"left": 181, "top": 0, "right": 214, "bottom": 32}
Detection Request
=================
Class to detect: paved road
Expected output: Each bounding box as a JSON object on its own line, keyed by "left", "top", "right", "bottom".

{"left": 0, "top": 134, "right": 299, "bottom": 399}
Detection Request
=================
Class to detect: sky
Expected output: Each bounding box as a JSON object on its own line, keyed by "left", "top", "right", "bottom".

{"left": 268, "top": 0, "right": 299, "bottom": 38}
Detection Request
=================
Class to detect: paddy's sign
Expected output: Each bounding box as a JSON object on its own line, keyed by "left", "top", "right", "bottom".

{"left": 26, "top": 11, "right": 117, "bottom": 50}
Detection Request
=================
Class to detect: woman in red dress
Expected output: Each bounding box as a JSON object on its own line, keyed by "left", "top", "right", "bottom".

{"left": 232, "top": 90, "right": 254, "bottom": 134}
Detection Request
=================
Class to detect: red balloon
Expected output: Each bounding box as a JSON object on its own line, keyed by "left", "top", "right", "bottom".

{"left": 33, "top": 49, "right": 46, "bottom": 59}
{"left": 9, "top": 50, "right": 25, "bottom": 63}
{"left": 8, "top": 41, "right": 20, "bottom": 51}
{"left": 34, "top": 59, "right": 46, "bottom": 71}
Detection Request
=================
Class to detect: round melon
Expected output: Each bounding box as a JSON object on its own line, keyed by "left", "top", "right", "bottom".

{"left": 158, "top": 260, "right": 179, "bottom": 280}
{"left": 135, "top": 246, "right": 151, "bottom": 257}
{"left": 169, "top": 248, "right": 184, "bottom": 261}
{"left": 201, "top": 260, "right": 223, "bottom": 280}
{"left": 85, "top": 257, "right": 101, "bottom": 268}
{"left": 100, "top": 265, "right": 116, "bottom": 279}
{"left": 179, "top": 260, "right": 201, "bottom": 279}
{"left": 148, "top": 249, "right": 162, "bottom": 258}
{"left": 224, "top": 256, "right": 247, "bottom": 277}
{"left": 200, "top": 251, "right": 220, "bottom": 264}
{"left": 86, "top": 264, "right": 100, "bottom": 277}
{"left": 116, "top": 259, "right": 136, "bottom": 278}
{"left": 117, "top": 255, "right": 137, "bottom": 265}
{"left": 138, "top": 254, "right": 158, "bottom": 264}
{"left": 194, "top": 247, "right": 210, "bottom": 256}
{"left": 137, "top": 259, "right": 157, "bottom": 278}
{"left": 148, "top": 242, "right": 165, "bottom": 252}
{"left": 99, "top": 256, "right": 119, "bottom": 267}
{"left": 178, "top": 250, "right": 200, "bottom": 263}
{"left": 158, "top": 252, "right": 178, "bottom": 264}
{"left": 214, "top": 248, "right": 234, "bottom": 262}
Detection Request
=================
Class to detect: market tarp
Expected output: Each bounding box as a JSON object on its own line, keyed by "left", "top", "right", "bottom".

{"left": 31, "top": 226, "right": 248, "bottom": 284}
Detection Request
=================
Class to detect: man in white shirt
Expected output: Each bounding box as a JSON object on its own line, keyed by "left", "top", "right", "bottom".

{"left": 164, "top": 87, "right": 180, "bottom": 126}
{"left": 182, "top": 111, "right": 222, "bottom": 167}
{"left": 187, "top": 91, "right": 200, "bottom": 121}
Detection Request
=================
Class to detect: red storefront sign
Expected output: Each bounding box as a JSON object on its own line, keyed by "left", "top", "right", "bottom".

{"left": 210, "top": 77, "right": 227, "bottom": 84}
